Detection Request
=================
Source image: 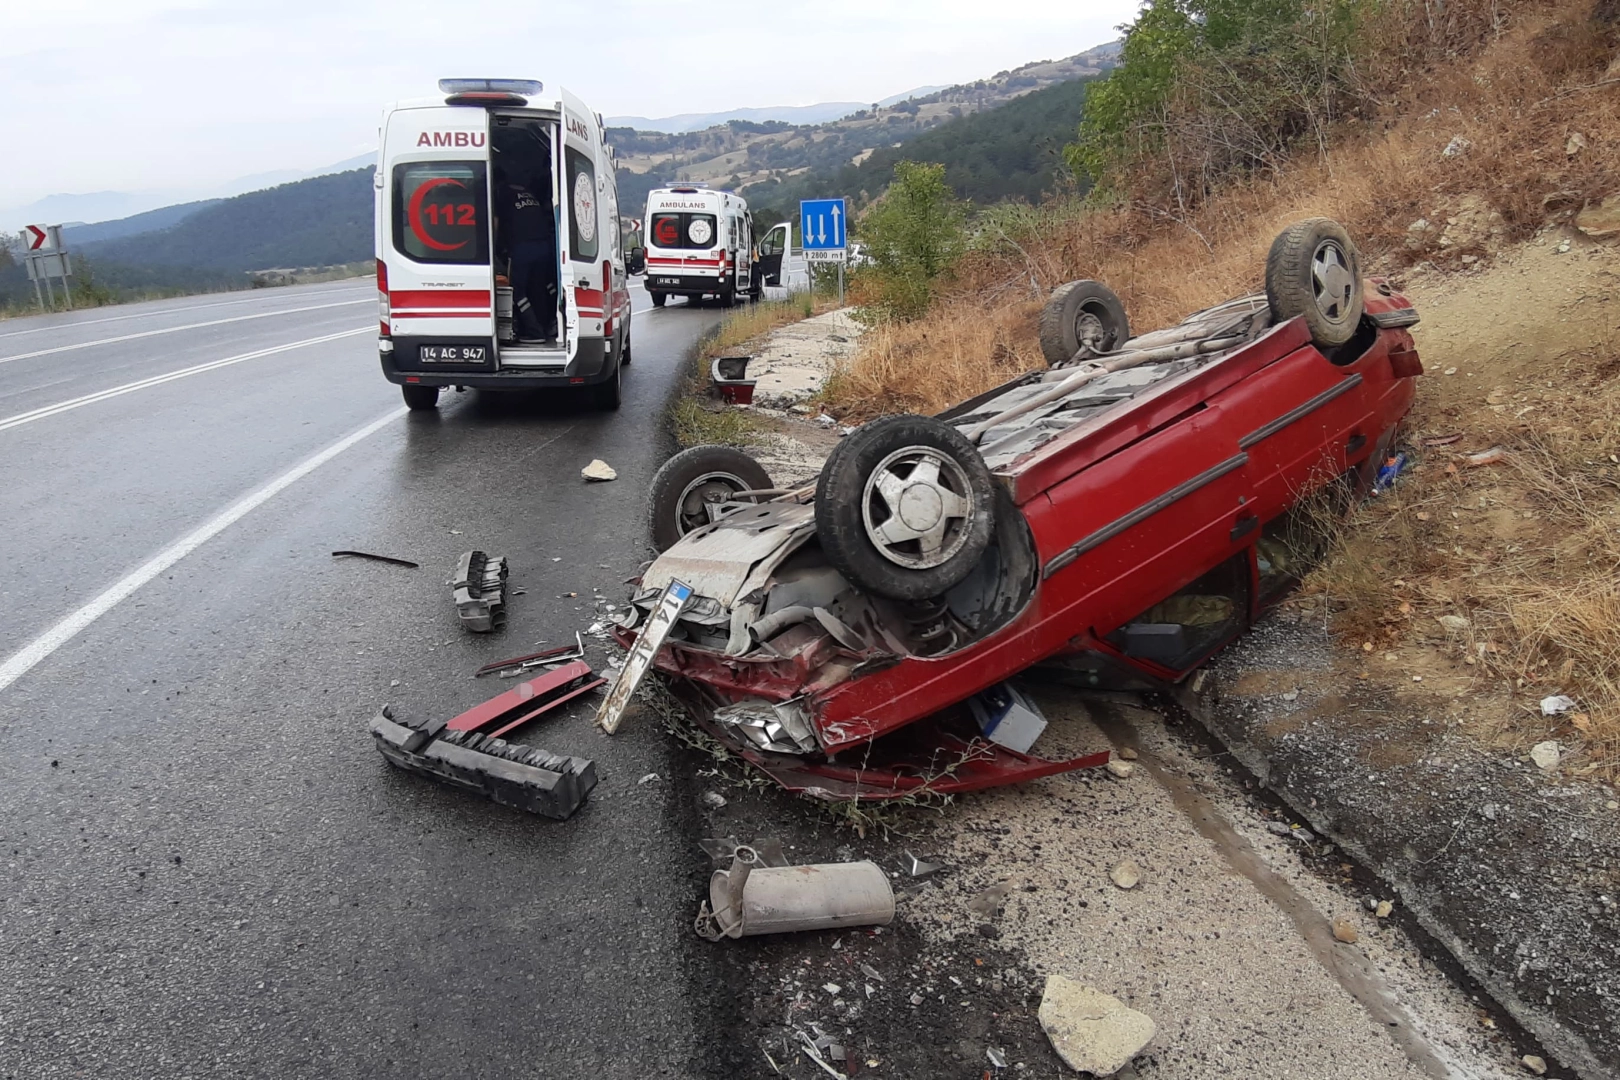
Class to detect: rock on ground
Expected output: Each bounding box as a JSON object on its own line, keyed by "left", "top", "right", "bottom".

{"left": 1037, "top": 975, "right": 1156, "bottom": 1076}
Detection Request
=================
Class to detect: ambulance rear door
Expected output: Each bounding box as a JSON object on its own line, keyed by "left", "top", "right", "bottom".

{"left": 381, "top": 107, "right": 496, "bottom": 369}
{"left": 559, "top": 90, "right": 606, "bottom": 358}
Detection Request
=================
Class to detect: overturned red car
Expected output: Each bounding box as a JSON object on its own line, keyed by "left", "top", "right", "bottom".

{"left": 619, "top": 219, "right": 1422, "bottom": 800}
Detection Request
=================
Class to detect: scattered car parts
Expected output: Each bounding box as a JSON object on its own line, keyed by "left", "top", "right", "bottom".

{"left": 453, "top": 550, "right": 508, "bottom": 632}
{"left": 711, "top": 355, "right": 757, "bottom": 405}
{"left": 332, "top": 549, "right": 420, "bottom": 568}
{"left": 369, "top": 660, "right": 605, "bottom": 819}
{"left": 474, "top": 632, "right": 586, "bottom": 677}
{"left": 695, "top": 842, "right": 895, "bottom": 941}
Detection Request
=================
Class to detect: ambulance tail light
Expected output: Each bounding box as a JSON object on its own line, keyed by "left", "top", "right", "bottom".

{"left": 377, "top": 259, "right": 390, "bottom": 336}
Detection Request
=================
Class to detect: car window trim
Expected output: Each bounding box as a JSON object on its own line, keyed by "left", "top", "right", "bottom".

{"left": 1043, "top": 452, "right": 1250, "bottom": 579}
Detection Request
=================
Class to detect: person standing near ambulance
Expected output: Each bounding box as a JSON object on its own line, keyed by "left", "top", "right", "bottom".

{"left": 494, "top": 166, "right": 559, "bottom": 343}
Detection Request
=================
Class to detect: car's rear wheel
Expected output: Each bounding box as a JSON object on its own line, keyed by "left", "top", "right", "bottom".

{"left": 648, "top": 445, "right": 774, "bottom": 551}
{"left": 401, "top": 384, "right": 440, "bottom": 410}
{"left": 1038, "top": 280, "right": 1130, "bottom": 365}
{"left": 814, "top": 415, "right": 995, "bottom": 601}
{"left": 651, "top": 292, "right": 667, "bottom": 308}
{"left": 1265, "top": 218, "right": 1364, "bottom": 349}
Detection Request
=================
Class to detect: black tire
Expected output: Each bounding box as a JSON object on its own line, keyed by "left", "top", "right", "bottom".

{"left": 648, "top": 445, "right": 773, "bottom": 552}
{"left": 814, "top": 415, "right": 995, "bottom": 601}
{"left": 1265, "top": 218, "right": 1364, "bottom": 349}
{"left": 651, "top": 292, "right": 667, "bottom": 308}
{"left": 1038, "top": 279, "right": 1130, "bottom": 365}
{"left": 720, "top": 287, "right": 735, "bottom": 308}
{"left": 594, "top": 356, "right": 622, "bottom": 411}
{"left": 401, "top": 384, "right": 440, "bottom": 410}
{"left": 620, "top": 323, "right": 632, "bottom": 365}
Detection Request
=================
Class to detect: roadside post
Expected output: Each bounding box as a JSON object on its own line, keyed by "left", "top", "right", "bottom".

{"left": 800, "top": 198, "right": 847, "bottom": 306}
{"left": 19, "top": 225, "right": 74, "bottom": 311}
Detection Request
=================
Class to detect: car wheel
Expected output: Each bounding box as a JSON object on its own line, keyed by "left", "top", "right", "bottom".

{"left": 814, "top": 415, "right": 995, "bottom": 601}
{"left": 648, "top": 445, "right": 774, "bottom": 552}
{"left": 1038, "top": 280, "right": 1130, "bottom": 365}
{"left": 651, "top": 292, "right": 667, "bottom": 308}
{"left": 1265, "top": 218, "right": 1364, "bottom": 349}
{"left": 594, "top": 355, "right": 622, "bottom": 411}
{"left": 620, "top": 324, "right": 632, "bottom": 365}
{"left": 401, "top": 384, "right": 440, "bottom": 410}
{"left": 720, "top": 286, "right": 735, "bottom": 308}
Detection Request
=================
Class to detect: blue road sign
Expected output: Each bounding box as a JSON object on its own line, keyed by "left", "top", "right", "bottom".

{"left": 800, "top": 198, "right": 847, "bottom": 250}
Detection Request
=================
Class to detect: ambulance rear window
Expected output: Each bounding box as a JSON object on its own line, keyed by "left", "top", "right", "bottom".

{"left": 650, "top": 213, "right": 718, "bottom": 250}
{"left": 392, "top": 161, "right": 489, "bottom": 265}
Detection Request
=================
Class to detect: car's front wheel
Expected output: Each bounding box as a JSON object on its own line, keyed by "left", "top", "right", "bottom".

{"left": 814, "top": 415, "right": 996, "bottom": 601}
{"left": 401, "top": 384, "right": 440, "bottom": 411}
{"left": 648, "top": 445, "right": 774, "bottom": 551}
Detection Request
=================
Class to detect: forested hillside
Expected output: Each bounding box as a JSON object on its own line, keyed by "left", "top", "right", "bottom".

{"left": 80, "top": 168, "right": 373, "bottom": 274}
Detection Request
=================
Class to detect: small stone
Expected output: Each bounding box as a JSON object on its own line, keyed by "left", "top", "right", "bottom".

{"left": 637, "top": 773, "right": 660, "bottom": 785}
{"left": 1265, "top": 821, "right": 1292, "bottom": 837}
{"left": 1442, "top": 134, "right": 1472, "bottom": 157}
{"left": 1037, "top": 976, "right": 1155, "bottom": 1076}
{"left": 1110, "top": 860, "right": 1141, "bottom": 890}
{"left": 1522, "top": 1054, "right": 1548, "bottom": 1075}
{"left": 987, "top": 1047, "right": 1009, "bottom": 1069}
{"left": 1375, "top": 900, "right": 1394, "bottom": 919}
{"left": 1530, "top": 741, "right": 1562, "bottom": 770}
{"left": 1607, "top": 801, "right": 1619, "bottom": 811}
{"left": 1407, "top": 218, "right": 1429, "bottom": 232}
{"left": 581, "top": 459, "right": 618, "bottom": 482}
{"left": 1443, "top": 366, "right": 1458, "bottom": 375}
{"left": 700, "top": 791, "right": 727, "bottom": 809}
{"left": 823, "top": 983, "right": 841, "bottom": 996}
{"left": 1363, "top": 896, "right": 1379, "bottom": 912}
{"left": 1282, "top": 689, "right": 1300, "bottom": 701}
{"left": 1105, "top": 759, "right": 1135, "bottom": 780}
{"left": 1331, "top": 916, "right": 1359, "bottom": 944}
{"left": 1117, "top": 746, "right": 1138, "bottom": 760}
{"left": 1437, "top": 615, "right": 1469, "bottom": 633}
{"left": 1566, "top": 132, "right": 1587, "bottom": 156}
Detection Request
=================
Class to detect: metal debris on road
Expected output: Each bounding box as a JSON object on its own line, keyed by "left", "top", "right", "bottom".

{"left": 795, "top": 1030, "right": 849, "bottom": 1080}
{"left": 637, "top": 772, "right": 660, "bottom": 785}
{"left": 368, "top": 661, "right": 606, "bottom": 820}
{"left": 859, "top": 961, "right": 883, "bottom": 982}
{"left": 904, "top": 852, "right": 944, "bottom": 878}
{"left": 581, "top": 459, "right": 618, "bottom": 482}
{"left": 695, "top": 845, "right": 895, "bottom": 941}
{"left": 987, "top": 1046, "right": 1009, "bottom": 1069}
{"left": 474, "top": 633, "right": 585, "bottom": 676}
{"left": 452, "top": 550, "right": 508, "bottom": 632}
{"left": 331, "top": 549, "right": 419, "bottom": 568}
{"left": 596, "top": 578, "right": 692, "bottom": 735}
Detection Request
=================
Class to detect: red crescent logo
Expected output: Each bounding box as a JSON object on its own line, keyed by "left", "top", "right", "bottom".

{"left": 407, "top": 176, "right": 467, "bottom": 252}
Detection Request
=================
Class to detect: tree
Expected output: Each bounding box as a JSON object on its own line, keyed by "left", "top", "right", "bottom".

{"left": 853, "top": 161, "right": 967, "bottom": 320}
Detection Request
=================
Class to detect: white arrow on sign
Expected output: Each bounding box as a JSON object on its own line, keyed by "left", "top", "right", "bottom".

{"left": 25, "top": 225, "right": 47, "bottom": 251}
{"left": 812, "top": 215, "right": 823, "bottom": 245}
{"left": 830, "top": 205, "right": 842, "bottom": 246}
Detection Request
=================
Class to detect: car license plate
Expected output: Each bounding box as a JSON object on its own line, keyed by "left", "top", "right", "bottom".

{"left": 654, "top": 277, "right": 680, "bottom": 286}
{"left": 420, "top": 345, "right": 486, "bottom": 363}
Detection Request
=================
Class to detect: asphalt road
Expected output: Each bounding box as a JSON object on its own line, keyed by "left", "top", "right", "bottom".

{"left": 0, "top": 279, "right": 733, "bottom": 1078}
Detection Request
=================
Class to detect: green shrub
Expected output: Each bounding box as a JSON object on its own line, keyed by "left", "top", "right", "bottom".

{"left": 852, "top": 161, "right": 967, "bottom": 321}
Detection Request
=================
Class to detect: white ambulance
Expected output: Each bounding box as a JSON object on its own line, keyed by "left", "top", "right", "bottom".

{"left": 374, "top": 78, "right": 633, "bottom": 410}
{"left": 642, "top": 186, "right": 758, "bottom": 307}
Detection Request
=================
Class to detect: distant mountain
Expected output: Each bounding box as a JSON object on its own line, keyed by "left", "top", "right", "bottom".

{"left": 607, "top": 102, "right": 867, "bottom": 134}
{"left": 78, "top": 168, "right": 373, "bottom": 278}
{"left": 2, "top": 152, "right": 378, "bottom": 233}
{"left": 63, "top": 199, "right": 223, "bottom": 246}
{"left": 877, "top": 86, "right": 948, "bottom": 107}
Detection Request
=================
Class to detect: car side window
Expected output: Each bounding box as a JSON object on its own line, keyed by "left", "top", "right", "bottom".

{"left": 1106, "top": 553, "right": 1250, "bottom": 671}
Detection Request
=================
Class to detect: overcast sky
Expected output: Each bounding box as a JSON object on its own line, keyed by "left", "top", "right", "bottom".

{"left": 0, "top": 0, "right": 1139, "bottom": 210}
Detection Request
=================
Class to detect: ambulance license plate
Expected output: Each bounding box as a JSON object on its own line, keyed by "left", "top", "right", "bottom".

{"left": 420, "top": 345, "right": 486, "bottom": 363}
{"left": 653, "top": 277, "right": 680, "bottom": 286}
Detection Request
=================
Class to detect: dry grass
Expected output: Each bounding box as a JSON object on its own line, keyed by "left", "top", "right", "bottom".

{"left": 824, "top": 0, "right": 1620, "bottom": 420}
{"left": 671, "top": 296, "right": 822, "bottom": 448}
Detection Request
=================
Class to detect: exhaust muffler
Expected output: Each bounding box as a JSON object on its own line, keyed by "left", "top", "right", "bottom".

{"left": 696, "top": 845, "right": 895, "bottom": 941}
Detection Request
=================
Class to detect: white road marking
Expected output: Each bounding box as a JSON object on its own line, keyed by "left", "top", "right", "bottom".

{"left": 0, "top": 298, "right": 374, "bottom": 365}
{"left": 0, "top": 286, "right": 374, "bottom": 340}
{"left": 0, "top": 406, "right": 408, "bottom": 693}
{"left": 0, "top": 327, "right": 372, "bottom": 433}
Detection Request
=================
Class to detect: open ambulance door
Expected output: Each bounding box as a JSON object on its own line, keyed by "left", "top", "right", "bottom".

{"left": 559, "top": 94, "right": 605, "bottom": 360}
{"left": 756, "top": 221, "right": 790, "bottom": 287}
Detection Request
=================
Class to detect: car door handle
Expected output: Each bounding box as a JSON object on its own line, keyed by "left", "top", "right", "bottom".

{"left": 1230, "top": 514, "right": 1259, "bottom": 542}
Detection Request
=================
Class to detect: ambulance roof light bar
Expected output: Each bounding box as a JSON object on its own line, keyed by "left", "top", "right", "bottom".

{"left": 439, "top": 78, "right": 543, "bottom": 106}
